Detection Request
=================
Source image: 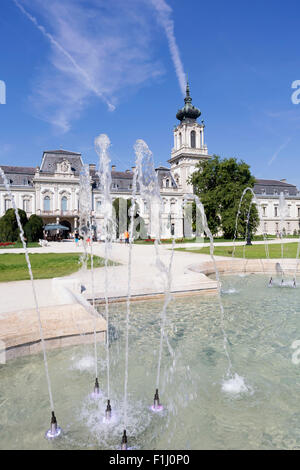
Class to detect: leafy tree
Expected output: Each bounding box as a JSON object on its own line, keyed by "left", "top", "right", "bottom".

{"left": 189, "top": 155, "right": 260, "bottom": 239}
{"left": 0, "top": 208, "right": 28, "bottom": 242}
{"left": 24, "top": 214, "right": 44, "bottom": 242}
{"left": 112, "top": 198, "right": 144, "bottom": 239}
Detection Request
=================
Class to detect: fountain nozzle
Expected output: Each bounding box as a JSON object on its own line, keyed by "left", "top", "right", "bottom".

{"left": 121, "top": 430, "right": 128, "bottom": 450}
{"left": 51, "top": 411, "right": 57, "bottom": 434}
{"left": 105, "top": 399, "right": 112, "bottom": 421}
{"left": 94, "top": 378, "right": 100, "bottom": 395}
{"left": 45, "top": 411, "right": 62, "bottom": 440}
{"left": 151, "top": 388, "right": 163, "bottom": 412}
{"left": 154, "top": 388, "right": 160, "bottom": 408}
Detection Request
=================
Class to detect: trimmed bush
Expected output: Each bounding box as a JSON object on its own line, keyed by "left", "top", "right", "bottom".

{"left": 0, "top": 208, "right": 28, "bottom": 242}
{"left": 24, "top": 214, "right": 44, "bottom": 242}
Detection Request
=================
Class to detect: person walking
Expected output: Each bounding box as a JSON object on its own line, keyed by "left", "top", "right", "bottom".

{"left": 74, "top": 231, "right": 79, "bottom": 247}
{"left": 124, "top": 230, "right": 130, "bottom": 245}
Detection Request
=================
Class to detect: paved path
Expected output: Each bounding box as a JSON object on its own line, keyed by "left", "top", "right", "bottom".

{"left": 0, "top": 241, "right": 220, "bottom": 314}
{"left": 0, "top": 237, "right": 298, "bottom": 314}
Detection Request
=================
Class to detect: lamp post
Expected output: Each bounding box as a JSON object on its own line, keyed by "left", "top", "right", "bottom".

{"left": 246, "top": 217, "right": 252, "bottom": 246}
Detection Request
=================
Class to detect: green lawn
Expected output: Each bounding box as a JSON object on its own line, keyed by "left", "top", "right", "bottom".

{"left": 134, "top": 235, "right": 276, "bottom": 245}
{"left": 175, "top": 242, "right": 300, "bottom": 259}
{"left": 0, "top": 253, "right": 111, "bottom": 282}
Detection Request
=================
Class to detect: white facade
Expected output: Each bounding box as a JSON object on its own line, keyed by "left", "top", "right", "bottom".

{"left": 1, "top": 85, "right": 299, "bottom": 238}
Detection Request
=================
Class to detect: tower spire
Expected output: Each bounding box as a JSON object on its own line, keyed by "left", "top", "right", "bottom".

{"left": 176, "top": 79, "right": 200, "bottom": 122}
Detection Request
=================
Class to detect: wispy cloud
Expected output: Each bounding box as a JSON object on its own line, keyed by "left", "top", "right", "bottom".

{"left": 13, "top": 0, "right": 165, "bottom": 132}
{"left": 150, "top": 0, "right": 186, "bottom": 96}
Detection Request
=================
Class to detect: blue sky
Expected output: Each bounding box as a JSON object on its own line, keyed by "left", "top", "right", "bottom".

{"left": 1, "top": 0, "right": 300, "bottom": 186}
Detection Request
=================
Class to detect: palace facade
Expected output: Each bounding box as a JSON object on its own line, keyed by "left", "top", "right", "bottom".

{"left": 0, "top": 83, "right": 299, "bottom": 238}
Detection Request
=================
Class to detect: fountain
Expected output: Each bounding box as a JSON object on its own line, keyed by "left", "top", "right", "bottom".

{"left": 0, "top": 167, "right": 61, "bottom": 439}
{"left": 94, "top": 134, "right": 113, "bottom": 420}
{"left": 79, "top": 163, "right": 100, "bottom": 396}
{"left": 2, "top": 138, "right": 300, "bottom": 450}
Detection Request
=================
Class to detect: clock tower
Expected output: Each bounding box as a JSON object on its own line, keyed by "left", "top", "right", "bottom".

{"left": 169, "top": 82, "right": 211, "bottom": 193}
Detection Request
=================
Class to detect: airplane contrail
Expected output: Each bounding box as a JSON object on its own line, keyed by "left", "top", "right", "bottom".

{"left": 150, "top": 0, "right": 186, "bottom": 96}
{"left": 12, "top": 0, "right": 115, "bottom": 111}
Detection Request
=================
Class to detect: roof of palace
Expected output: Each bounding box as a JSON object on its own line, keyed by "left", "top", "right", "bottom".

{"left": 0, "top": 165, "right": 36, "bottom": 186}
{"left": 40, "top": 150, "right": 83, "bottom": 175}
{"left": 254, "top": 179, "right": 299, "bottom": 196}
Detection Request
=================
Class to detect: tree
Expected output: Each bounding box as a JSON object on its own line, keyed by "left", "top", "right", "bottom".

{"left": 112, "top": 198, "right": 144, "bottom": 239}
{"left": 0, "top": 208, "right": 28, "bottom": 242}
{"left": 24, "top": 214, "right": 44, "bottom": 242}
{"left": 189, "top": 156, "right": 260, "bottom": 239}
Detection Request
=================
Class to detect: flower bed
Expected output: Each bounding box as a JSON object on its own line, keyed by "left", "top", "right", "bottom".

{"left": 0, "top": 242, "right": 16, "bottom": 247}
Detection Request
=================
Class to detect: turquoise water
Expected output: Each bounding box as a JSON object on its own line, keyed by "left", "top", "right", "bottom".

{"left": 1, "top": 274, "right": 300, "bottom": 450}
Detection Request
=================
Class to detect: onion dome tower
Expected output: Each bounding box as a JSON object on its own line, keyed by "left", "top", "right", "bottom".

{"left": 168, "top": 81, "right": 210, "bottom": 194}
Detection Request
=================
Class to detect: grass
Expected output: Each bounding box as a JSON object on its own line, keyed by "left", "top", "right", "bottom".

{"left": 134, "top": 235, "right": 277, "bottom": 244}
{"left": 175, "top": 242, "right": 300, "bottom": 259}
{"left": 0, "top": 253, "right": 112, "bottom": 282}
{"left": 0, "top": 242, "right": 40, "bottom": 249}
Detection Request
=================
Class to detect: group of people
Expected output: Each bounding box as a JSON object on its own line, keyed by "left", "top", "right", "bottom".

{"left": 73, "top": 230, "right": 130, "bottom": 245}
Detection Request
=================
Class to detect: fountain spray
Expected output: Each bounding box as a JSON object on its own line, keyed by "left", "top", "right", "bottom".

{"left": 95, "top": 134, "right": 113, "bottom": 417}
{"left": 0, "top": 167, "right": 61, "bottom": 439}
{"left": 133, "top": 139, "right": 174, "bottom": 413}
{"left": 79, "top": 164, "right": 99, "bottom": 396}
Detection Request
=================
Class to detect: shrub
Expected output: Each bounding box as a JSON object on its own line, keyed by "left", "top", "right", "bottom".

{"left": 0, "top": 208, "right": 28, "bottom": 242}
{"left": 24, "top": 214, "right": 44, "bottom": 242}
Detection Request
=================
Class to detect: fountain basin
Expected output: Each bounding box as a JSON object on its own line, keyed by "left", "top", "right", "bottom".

{"left": 1, "top": 274, "right": 300, "bottom": 450}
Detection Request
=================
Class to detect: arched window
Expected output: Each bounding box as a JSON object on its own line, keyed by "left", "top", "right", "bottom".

{"left": 191, "top": 130, "right": 196, "bottom": 148}
{"left": 96, "top": 200, "right": 102, "bottom": 213}
{"left": 179, "top": 133, "right": 182, "bottom": 148}
{"left": 4, "top": 198, "right": 11, "bottom": 212}
{"left": 166, "top": 179, "right": 170, "bottom": 188}
{"left": 44, "top": 196, "right": 50, "bottom": 212}
{"left": 61, "top": 196, "right": 68, "bottom": 212}
{"left": 163, "top": 199, "right": 167, "bottom": 213}
{"left": 171, "top": 199, "right": 176, "bottom": 214}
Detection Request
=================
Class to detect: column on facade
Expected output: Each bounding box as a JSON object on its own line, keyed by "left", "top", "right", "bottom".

{"left": 196, "top": 128, "right": 201, "bottom": 148}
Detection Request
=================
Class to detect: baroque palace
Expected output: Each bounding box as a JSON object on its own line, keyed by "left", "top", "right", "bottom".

{"left": 0, "top": 83, "right": 300, "bottom": 238}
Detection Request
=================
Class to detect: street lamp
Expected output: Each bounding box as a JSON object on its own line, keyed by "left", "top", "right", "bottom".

{"left": 246, "top": 217, "right": 252, "bottom": 246}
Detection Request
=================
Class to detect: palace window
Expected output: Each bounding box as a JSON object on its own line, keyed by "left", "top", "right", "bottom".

{"left": 166, "top": 179, "right": 170, "bottom": 188}
{"left": 274, "top": 206, "right": 278, "bottom": 217}
{"left": 44, "top": 196, "right": 50, "bottom": 212}
{"left": 298, "top": 207, "right": 300, "bottom": 217}
{"left": 96, "top": 200, "right": 102, "bottom": 213}
{"left": 61, "top": 196, "right": 68, "bottom": 212}
{"left": 23, "top": 199, "right": 30, "bottom": 212}
{"left": 191, "top": 130, "right": 196, "bottom": 148}
{"left": 4, "top": 198, "right": 11, "bottom": 211}
{"left": 179, "top": 133, "right": 182, "bottom": 148}
{"left": 170, "top": 199, "right": 176, "bottom": 214}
